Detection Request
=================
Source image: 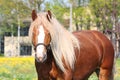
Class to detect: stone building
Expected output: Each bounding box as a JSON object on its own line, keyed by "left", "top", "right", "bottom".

{"left": 4, "top": 36, "right": 34, "bottom": 57}
{"left": 2, "top": 19, "right": 36, "bottom": 56}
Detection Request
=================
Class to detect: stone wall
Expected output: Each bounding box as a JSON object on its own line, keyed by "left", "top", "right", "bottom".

{"left": 4, "top": 36, "right": 34, "bottom": 57}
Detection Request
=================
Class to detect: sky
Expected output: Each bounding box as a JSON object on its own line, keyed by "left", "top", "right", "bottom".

{"left": 40, "top": 0, "right": 70, "bottom": 11}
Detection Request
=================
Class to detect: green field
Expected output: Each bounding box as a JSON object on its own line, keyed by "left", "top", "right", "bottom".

{"left": 0, "top": 57, "right": 37, "bottom": 80}
{"left": 0, "top": 57, "right": 120, "bottom": 80}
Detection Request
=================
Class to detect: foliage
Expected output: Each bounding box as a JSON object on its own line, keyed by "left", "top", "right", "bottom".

{"left": 89, "top": 0, "right": 120, "bottom": 31}
{"left": 90, "top": 0, "right": 111, "bottom": 30}
{"left": 26, "top": 0, "right": 44, "bottom": 11}
{"left": 44, "top": 0, "right": 70, "bottom": 28}
{"left": 0, "top": 0, "right": 31, "bottom": 36}
{"left": 44, "top": 0, "right": 92, "bottom": 30}
{"left": 72, "top": 6, "right": 92, "bottom": 30}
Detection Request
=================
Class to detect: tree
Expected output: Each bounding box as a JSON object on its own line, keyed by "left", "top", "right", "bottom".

{"left": 69, "top": 0, "right": 92, "bottom": 30}
{"left": 44, "top": 0, "right": 70, "bottom": 28}
{"left": 90, "top": 0, "right": 120, "bottom": 58}
{"left": 0, "top": 0, "right": 31, "bottom": 36}
{"left": 26, "top": 0, "right": 44, "bottom": 11}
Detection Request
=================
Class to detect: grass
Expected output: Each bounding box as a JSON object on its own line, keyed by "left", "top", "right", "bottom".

{"left": 0, "top": 57, "right": 120, "bottom": 80}
{"left": 0, "top": 57, "right": 37, "bottom": 80}
{"left": 0, "top": 53, "right": 4, "bottom": 57}
{"left": 114, "top": 58, "right": 120, "bottom": 80}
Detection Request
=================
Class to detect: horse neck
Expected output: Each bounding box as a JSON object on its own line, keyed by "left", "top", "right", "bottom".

{"left": 46, "top": 49, "right": 54, "bottom": 63}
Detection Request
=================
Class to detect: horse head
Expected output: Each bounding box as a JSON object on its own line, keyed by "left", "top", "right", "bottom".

{"left": 31, "top": 10, "right": 52, "bottom": 62}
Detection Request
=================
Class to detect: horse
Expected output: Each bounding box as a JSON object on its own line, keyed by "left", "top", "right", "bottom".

{"left": 29, "top": 10, "right": 57, "bottom": 80}
{"left": 29, "top": 10, "right": 115, "bottom": 80}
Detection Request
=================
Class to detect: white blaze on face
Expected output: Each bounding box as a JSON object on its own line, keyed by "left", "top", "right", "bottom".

{"left": 36, "top": 25, "right": 45, "bottom": 58}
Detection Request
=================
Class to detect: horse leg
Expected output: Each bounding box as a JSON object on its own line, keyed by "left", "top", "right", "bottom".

{"left": 99, "top": 68, "right": 113, "bottom": 80}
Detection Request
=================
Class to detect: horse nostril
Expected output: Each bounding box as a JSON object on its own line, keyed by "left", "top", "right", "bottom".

{"left": 38, "top": 57, "right": 43, "bottom": 61}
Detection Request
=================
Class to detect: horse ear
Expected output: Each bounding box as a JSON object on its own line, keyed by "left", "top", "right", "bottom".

{"left": 46, "top": 10, "right": 52, "bottom": 22}
{"left": 32, "top": 10, "right": 37, "bottom": 21}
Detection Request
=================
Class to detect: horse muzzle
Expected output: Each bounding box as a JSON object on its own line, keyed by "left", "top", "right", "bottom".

{"left": 35, "top": 53, "right": 47, "bottom": 62}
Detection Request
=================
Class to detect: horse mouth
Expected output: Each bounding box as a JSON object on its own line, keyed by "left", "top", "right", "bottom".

{"left": 35, "top": 54, "right": 47, "bottom": 63}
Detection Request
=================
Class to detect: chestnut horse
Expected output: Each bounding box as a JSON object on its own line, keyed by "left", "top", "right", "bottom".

{"left": 29, "top": 10, "right": 114, "bottom": 80}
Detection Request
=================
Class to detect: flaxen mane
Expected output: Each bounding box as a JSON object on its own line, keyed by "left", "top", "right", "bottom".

{"left": 29, "top": 12, "right": 80, "bottom": 72}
